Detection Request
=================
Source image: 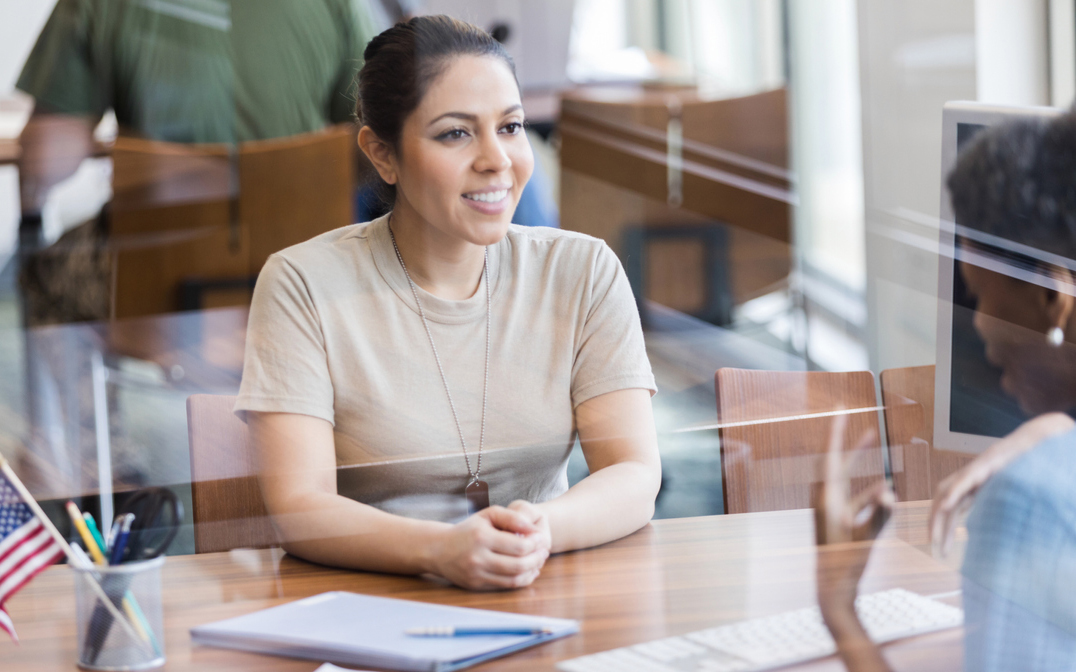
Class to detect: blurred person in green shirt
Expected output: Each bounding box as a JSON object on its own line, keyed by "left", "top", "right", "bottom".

{"left": 11, "top": 0, "right": 383, "bottom": 515}
{"left": 17, "top": 0, "right": 381, "bottom": 227}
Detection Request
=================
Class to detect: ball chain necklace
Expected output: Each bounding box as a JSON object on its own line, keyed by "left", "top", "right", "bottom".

{"left": 388, "top": 217, "right": 491, "bottom": 512}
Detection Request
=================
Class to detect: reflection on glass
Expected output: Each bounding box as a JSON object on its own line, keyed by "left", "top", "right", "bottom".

{"left": 1, "top": 2, "right": 1074, "bottom": 669}
{"left": 819, "top": 111, "right": 1076, "bottom": 672}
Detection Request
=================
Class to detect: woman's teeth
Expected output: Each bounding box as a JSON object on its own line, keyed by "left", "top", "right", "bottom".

{"left": 465, "top": 189, "right": 508, "bottom": 203}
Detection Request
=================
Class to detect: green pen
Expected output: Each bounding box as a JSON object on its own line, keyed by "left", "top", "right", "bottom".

{"left": 83, "top": 512, "right": 109, "bottom": 560}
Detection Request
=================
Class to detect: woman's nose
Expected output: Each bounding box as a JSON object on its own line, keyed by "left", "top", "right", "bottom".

{"left": 474, "top": 134, "right": 511, "bottom": 173}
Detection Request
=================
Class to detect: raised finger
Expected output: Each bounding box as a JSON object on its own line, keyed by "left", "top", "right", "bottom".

{"left": 824, "top": 414, "right": 849, "bottom": 485}
{"left": 840, "top": 429, "right": 880, "bottom": 480}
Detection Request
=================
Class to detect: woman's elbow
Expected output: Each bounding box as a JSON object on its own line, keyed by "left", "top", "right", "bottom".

{"left": 628, "top": 459, "right": 661, "bottom": 523}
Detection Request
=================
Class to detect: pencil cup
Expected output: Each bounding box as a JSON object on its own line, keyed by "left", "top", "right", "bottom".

{"left": 72, "top": 555, "right": 166, "bottom": 671}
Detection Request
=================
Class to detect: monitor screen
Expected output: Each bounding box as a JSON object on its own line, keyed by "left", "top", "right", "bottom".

{"left": 934, "top": 102, "right": 1063, "bottom": 453}
{"left": 946, "top": 122, "right": 1028, "bottom": 439}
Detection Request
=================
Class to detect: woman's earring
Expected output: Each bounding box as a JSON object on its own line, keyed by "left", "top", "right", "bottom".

{"left": 1048, "top": 326, "right": 1065, "bottom": 347}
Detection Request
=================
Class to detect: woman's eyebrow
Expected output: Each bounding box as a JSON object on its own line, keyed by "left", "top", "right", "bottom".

{"left": 427, "top": 105, "right": 524, "bottom": 127}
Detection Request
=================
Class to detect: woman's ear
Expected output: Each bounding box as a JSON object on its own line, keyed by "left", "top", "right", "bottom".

{"left": 1044, "top": 266, "right": 1076, "bottom": 333}
{"left": 357, "top": 126, "right": 398, "bottom": 186}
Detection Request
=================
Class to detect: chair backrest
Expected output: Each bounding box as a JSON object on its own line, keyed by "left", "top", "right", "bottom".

{"left": 186, "top": 394, "right": 276, "bottom": 553}
{"left": 715, "top": 368, "right": 885, "bottom": 514}
{"left": 240, "top": 126, "right": 355, "bottom": 271}
{"left": 111, "top": 138, "right": 241, "bottom": 319}
{"left": 111, "top": 125, "right": 355, "bottom": 318}
{"left": 879, "top": 365, "right": 972, "bottom": 500}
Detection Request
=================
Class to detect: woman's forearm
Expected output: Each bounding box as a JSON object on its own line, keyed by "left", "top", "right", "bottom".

{"left": 539, "top": 459, "right": 660, "bottom": 553}
{"left": 268, "top": 489, "right": 451, "bottom": 574}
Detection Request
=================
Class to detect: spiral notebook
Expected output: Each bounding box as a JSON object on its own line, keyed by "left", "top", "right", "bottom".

{"left": 191, "top": 591, "right": 579, "bottom": 672}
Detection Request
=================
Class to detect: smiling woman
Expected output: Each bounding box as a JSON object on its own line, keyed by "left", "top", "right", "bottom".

{"left": 233, "top": 16, "right": 662, "bottom": 591}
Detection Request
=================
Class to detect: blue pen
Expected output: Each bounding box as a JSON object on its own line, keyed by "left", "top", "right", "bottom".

{"left": 405, "top": 626, "right": 555, "bottom": 637}
{"left": 106, "top": 517, "right": 122, "bottom": 554}
{"left": 109, "top": 514, "right": 135, "bottom": 565}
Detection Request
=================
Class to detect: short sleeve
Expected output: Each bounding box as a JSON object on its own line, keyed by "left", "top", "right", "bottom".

{"left": 328, "top": 0, "right": 380, "bottom": 124}
{"left": 570, "top": 243, "right": 657, "bottom": 407}
{"left": 235, "top": 255, "right": 336, "bottom": 424}
{"left": 16, "top": 0, "right": 107, "bottom": 116}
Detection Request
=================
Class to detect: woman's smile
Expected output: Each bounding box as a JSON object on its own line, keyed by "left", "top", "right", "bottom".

{"left": 462, "top": 185, "right": 512, "bottom": 214}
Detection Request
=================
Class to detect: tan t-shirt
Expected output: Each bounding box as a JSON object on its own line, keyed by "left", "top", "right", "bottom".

{"left": 235, "top": 215, "right": 656, "bottom": 522}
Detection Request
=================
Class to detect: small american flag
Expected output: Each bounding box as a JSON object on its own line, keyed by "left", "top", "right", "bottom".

{"left": 0, "top": 471, "right": 64, "bottom": 641}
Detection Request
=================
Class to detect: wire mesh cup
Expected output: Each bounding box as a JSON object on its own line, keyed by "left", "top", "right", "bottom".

{"left": 72, "top": 555, "right": 166, "bottom": 671}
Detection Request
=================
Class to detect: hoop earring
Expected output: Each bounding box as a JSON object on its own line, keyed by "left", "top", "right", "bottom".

{"left": 1048, "top": 326, "right": 1065, "bottom": 347}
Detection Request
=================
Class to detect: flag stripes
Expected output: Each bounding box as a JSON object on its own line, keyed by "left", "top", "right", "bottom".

{"left": 0, "top": 473, "right": 64, "bottom": 642}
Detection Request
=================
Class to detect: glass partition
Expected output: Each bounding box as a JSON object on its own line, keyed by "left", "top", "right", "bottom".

{"left": 1, "top": 1, "right": 1075, "bottom": 668}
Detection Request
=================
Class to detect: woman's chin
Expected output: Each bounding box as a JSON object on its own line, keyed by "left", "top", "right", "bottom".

{"left": 463, "top": 216, "right": 512, "bottom": 246}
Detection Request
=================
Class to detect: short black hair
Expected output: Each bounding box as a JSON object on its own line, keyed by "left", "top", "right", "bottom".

{"left": 947, "top": 112, "right": 1076, "bottom": 260}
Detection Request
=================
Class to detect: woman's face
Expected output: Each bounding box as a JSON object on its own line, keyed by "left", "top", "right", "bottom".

{"left": 961, "top": 259, "right": 1076, "bottom": 415}
{"left": 392, "top": 54, "right": 533, "bottom": 246}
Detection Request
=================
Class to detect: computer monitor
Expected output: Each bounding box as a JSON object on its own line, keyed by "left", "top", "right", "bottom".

{"left": 933, "top": 101, "right": 1063, "bottom": 453}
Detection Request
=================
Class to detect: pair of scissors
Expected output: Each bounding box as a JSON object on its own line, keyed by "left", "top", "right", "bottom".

{"left": 111, "top": 486, "right": 183, "bottom": 563}
{"left": 84, "top": 487, "right": 183, "bottom": 663}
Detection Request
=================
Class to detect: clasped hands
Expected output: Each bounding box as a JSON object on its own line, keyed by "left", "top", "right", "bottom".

{"left": 428, "top": 500, "right": 552, "bottom": 591}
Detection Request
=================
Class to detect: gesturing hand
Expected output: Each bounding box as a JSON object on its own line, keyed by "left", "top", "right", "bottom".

{"left": 929, "top": 412, "right": 1074, "bottom": 557}
{"left": 813, "top": 416, "right": 895, "bottom": 672}
{"left": 814, "top": 416, "right": 895, "bottom": 616}
{"left": 429, "top": 505, "right": 549, "bottom": 591}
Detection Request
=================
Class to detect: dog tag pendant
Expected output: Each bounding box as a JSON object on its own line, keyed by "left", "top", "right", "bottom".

{"left": 465, "top": 478, "right": 490, "bottom": 513}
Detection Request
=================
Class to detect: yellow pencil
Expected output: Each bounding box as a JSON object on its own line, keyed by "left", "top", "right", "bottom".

{"left": 66, "top": 501, "right": 107, "bottom": 565}
{"left": 123, "top": 597, "right": 150, "bottom": 643}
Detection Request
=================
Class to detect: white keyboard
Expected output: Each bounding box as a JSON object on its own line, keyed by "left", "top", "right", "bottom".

{"left": 557, "top": 588, "right": 962, "bottom": 672}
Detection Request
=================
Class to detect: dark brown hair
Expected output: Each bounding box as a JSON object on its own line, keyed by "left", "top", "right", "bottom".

{"left": 356, "top": 15, "right": 518, "bottom": 203}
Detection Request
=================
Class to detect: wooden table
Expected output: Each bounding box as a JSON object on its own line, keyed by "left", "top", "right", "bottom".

{"left": 4, "top": 502, "right": 962, "bottom": 671}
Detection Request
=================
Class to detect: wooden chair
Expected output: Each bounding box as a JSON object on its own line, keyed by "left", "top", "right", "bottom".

{"left": 111, "top": 124, "right": 355, "bottom": 318}
{"left": 715, "top": 368, "right": 885, "bottom": 514}
{"left": 880, "top": 365, "right": 973, "bottom": 501}
{"left": 186, "top": 394, "right": 276, "bottom": 553}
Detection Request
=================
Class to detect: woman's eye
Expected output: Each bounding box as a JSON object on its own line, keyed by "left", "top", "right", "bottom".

{"left": 501, "top": 122, "right": 523, "bottom": 135}
{"left": 438, "top": 129, "right": 468, "bottom": 141}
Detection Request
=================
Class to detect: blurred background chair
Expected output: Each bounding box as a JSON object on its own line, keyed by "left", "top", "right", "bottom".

{"left": 715, "top": 367, "right": 884, "bottom": 514}
{"left": 111, "top": 125, "right": 355, "bottom": 319}
{"left": 880, "top": 365, "right": 973, "bottom": 501}
{"left": 187, "top": 393, "right": 275, "bottom": 554}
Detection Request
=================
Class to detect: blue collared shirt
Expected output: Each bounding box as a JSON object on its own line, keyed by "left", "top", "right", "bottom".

{"left": 962, "top": 428, "right": 1076, "bottom": 671}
